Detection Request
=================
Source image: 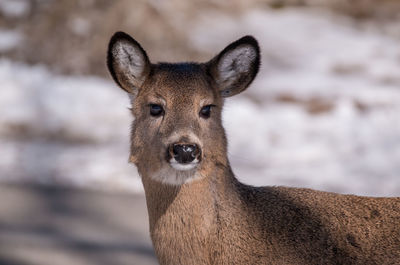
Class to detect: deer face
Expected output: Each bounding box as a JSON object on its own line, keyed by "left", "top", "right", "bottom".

{"left": 128, "top": 63, "right": 224, "bottom": 184}
{"left": 107, "top": 32, "right": 260, "bottom": 185}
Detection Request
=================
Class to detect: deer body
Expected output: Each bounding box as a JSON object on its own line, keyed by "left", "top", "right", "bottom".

{"left": 107, "top": 32, "right": 400, "bottom": 264}
{"left": 143, "top": 168, "right": 400, "bottom": 265}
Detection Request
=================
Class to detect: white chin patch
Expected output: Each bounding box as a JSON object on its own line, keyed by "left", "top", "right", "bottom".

{"left": 169, "top": 158, "right": 199, "bottom": 171}
{"left": 170, "top": 163, "right": 197, "bottom": 171}
{"left": 149, "top": 158, "right": 202, "bottom": 185}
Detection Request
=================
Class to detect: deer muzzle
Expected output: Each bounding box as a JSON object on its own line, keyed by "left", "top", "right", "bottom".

{"left": 168, "top": 143, "right": 201, "bottom": 171}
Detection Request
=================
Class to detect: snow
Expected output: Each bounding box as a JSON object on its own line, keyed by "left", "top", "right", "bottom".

{"left": 0, "top": 60, "right": 141, "bottom": 192}
{"left": 1, "top": 8, "right": 399, "bottom": 195}
{"left": 0, "top": 30, "right": 22, "bottom": 52}
{"left": 0, "top": 61, "right": 130, "bottom": 142}
{"left": 0, "top": 0, "right": 30, "bottom": 18}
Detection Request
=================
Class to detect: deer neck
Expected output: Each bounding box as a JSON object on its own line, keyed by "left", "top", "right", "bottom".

{"left": 141, "top": 161, "right": 243, "bottom": 264}
{"left": 141, "top": 161, "right": 239, "bottom": 227}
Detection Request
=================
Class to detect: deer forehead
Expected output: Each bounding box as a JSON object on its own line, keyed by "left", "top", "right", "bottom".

{"left": 140, "top": 63, "right": 218, "bottom": 108}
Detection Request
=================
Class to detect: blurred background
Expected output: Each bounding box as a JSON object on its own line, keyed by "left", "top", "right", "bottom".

{"left": 1, "top": 0, "right": 400, "bottom": 264}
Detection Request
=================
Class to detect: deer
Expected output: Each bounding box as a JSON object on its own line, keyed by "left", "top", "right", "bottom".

{"left": 107, "top": 31, "right": 400, "bottom": 265}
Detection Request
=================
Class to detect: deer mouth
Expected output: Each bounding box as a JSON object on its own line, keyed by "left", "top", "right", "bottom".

{"left": 169, "top": 157, "right": 200, "bottom": 171}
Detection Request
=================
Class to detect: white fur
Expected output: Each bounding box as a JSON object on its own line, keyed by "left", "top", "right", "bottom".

{"left": 114, "top": 41, "right": 145, "bottom": 78}
{"left": 170, "top": 158, "right": 199, "bottom": 171}
{"left": 150, "top": 159, "right": 203, "bottom": 185}
{"left": 112, "top": 40, "right": 147, "bottom": 91}
{"left": 217, "top": 45, "right": 257, "bottom": 88}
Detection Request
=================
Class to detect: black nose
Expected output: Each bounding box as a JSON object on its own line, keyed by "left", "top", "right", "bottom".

{"left": 169, "top": 143, "right": 201, "bottom": 164}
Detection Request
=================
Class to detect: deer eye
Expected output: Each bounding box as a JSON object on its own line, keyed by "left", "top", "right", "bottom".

{"left": 149, "top": 104, "right": 164, "bottom": 117}
{"left": 200, "top": 105, "right": 213, "bottom": 118}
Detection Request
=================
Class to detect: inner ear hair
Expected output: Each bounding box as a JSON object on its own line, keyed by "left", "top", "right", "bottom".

{"left": 208, "top": 36, "right": 260, "bottom": 98}
{"left": 107, "top": 31, "right": 150, "bottom": 95}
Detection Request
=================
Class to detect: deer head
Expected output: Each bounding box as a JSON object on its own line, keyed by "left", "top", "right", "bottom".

{"left": 107, "top": 32, "right": 260, "bottom": 185}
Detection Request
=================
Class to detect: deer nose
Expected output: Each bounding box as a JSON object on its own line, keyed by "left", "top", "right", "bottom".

{"left": 169, "top": 143, "right": 201, "bottom": 164}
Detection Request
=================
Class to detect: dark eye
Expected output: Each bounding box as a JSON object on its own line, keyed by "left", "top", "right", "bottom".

{"left": 200, "top": 105, "right": 213, "bottom": 118}
{"left": 149, "top": 104, "right": 164, "bottom": 117}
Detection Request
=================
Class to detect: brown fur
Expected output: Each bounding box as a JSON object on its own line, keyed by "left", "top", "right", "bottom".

{"left": 107, "top": 32, "right": 400, "bottom": 265}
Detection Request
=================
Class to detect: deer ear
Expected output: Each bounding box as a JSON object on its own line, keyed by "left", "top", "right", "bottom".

{"left": 107, "top": 31, "right": 150, "bottom": 95}
{"left": 207, "top": 36, "right": 260, "bottom": 98}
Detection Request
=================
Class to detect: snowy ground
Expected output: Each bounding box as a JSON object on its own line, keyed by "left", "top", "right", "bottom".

{"left": 1, "top": 8, "right": 399, "bottom": 196}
